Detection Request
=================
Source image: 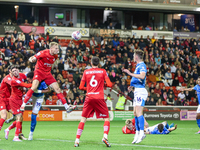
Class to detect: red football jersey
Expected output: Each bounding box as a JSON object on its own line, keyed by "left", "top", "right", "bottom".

{"left": 122, "top": 118, "right": 136, "bottom": 134}
{"left": 34, "top": 49, "right": 58, "bottom": 73}
{"left": 0, "top": 74, "right": 12, "bottom": 99}
{"left": 82, "top": 68, "right": 109, "bottom": 99}
{"left": 10, "top": 73, "right": 28, "bottom": 100}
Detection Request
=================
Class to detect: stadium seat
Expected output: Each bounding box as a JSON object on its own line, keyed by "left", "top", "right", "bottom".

{"left": 67, "top": 74, "right": 73, "bottom": 82}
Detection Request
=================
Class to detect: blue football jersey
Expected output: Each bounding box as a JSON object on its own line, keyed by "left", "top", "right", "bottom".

{"left": 32, "top": 81, "right": 48, "bottom": 97}
{"left": 150, "top": 127, "right": 170, "bottom": 134}
{"left": 193, "top": 84, "right": 200, "bottom": 104}
{"left": 130, "top": 62, "right": 147, "bottom": 88}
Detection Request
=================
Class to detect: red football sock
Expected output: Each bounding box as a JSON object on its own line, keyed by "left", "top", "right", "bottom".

{"left": 15, "top": 121, "right": 22, "bottom": 136}
{"left": 57, "top": 93, "right": 67, "bottom": 104}
{"left": 76, "top": 122, "right": 85, "bottom": 139}
{"left": 0, "top": 118, "right": 5, "bottom": 130}
{"left": 8, "top": 121, "right": 16, "bottom": 130}
{"left": 104, "top": 121, "right": 110, "bottom": 135}
{"left": 19, "top": 122, "right": 22, "bottom": 134}
{"left": 24, "top": 89, "right": 34, "bottom": 103}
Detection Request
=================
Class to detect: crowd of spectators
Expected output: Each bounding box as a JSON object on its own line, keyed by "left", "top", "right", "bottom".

{"left": 0, "top": 28, "right": 200, "bottom": 107}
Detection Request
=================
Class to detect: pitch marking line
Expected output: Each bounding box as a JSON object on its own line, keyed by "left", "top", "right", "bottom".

{"left": 36, "top": 138, "right": 200, "bottom": 150}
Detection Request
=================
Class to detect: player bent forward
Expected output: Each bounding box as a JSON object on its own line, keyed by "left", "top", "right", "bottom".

{"left": 74, "top": 56, "right": 113, "bottom": 147}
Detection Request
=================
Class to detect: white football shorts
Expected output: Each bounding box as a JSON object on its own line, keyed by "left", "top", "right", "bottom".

{"left": 133, "top": 88, "right": 148, "bottom": 107}
{"left": 32, "top": 96, "right": 44, "bottom": 114}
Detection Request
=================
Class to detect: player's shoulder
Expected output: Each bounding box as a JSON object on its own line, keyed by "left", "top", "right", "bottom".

{"left": 19, "top": 73, "right": 26, "bottom": 79}
{"left": 4, "top": 74, "right": 12, "bottom": 81}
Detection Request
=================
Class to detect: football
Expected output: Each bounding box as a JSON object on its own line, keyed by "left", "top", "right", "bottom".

{"left": 71, "top": 31, "right": 82, "bottom": 41}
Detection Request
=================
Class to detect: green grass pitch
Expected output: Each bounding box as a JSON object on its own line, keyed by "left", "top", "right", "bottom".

{"left": 0, "top": 120, "right": 199, "bottom": 150}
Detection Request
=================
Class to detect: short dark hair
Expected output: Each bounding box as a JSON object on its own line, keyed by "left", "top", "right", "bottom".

{"left": 91, "top": 56, "right": 99, "bottom": 66}
{"left": 158, "top": 124, "right": 164, "bottom": 133}
{"left": 10, "top": 65, "right": 19, "bottom": 71}
{"left": 8, "top": 65, "right": 13, "bottom": 71}
{"left": 134, "top": 49, "right": 144, "bottom": 60}
{"left": 26, "top": 71, "right": 34, "bottom": 79}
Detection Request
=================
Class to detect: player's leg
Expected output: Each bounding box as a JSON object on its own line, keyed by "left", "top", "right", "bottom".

{"left": 13, "top": 113, "right": 23, "bottom": 141}
{"left": 21, "top": 79, "right": 40, "bottom": 110}
{"left": 5, "top": 110, "right": 15, "bottom": 124}
{"left": 196, "top": 112, "right": 200, "bottom": 134}
{"left": 135, "top": 89, "right": 148, "bottom": 144}
{"left": 28, "top": 96, "right": 42, "bottom": 140}
{"left": 0, "top": 109, "right": 7, "bottom": 131}
{"left": 74, "top": 117, "right": 87, "bottom": 147}
{"left": 4, "top": 121, "right": 16, "bottom": 139}
{"left": 132, "top": 106, "right": 140, "bottom": 144}
{"left": 50, "top": 82, "right": 75, "bottom": 112}
{"left": 102, "top": 118, "right": 111, "bottom": 147}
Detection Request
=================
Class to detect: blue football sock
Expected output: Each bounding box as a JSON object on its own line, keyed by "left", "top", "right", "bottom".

{"left": 135, "top": 117, "right": 139, "bottom": 131}
{"left": 169, "top": 123, "right": 174, "bottom": 128}
{"left": 30, "top": 114, "right": 37, "bottom": 132}
{"left": 138, "top": 115, "right": 144, "bottom": 130}
{"left": 196, "top": 119, "right": 200, "bottom": 129}
{"left": 165, "top": 123, "right": 169, "bottom": 129}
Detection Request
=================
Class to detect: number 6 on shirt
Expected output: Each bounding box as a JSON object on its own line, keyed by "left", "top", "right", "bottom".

{"left": 90, "top": 75, "right": 98, "bottom": 87}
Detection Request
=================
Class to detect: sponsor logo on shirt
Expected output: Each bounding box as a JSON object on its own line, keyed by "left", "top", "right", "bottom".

{"left": 44, "top": 63, "right": 52, "bottom": 67}
{"left": 16, "top": 80, "right": 21, "bottom": 84}
{"left": 8, "top": 77, "right": 11, "bottom": 80}
{"left": 36, "top": 52, "right": 41, "bottom": 56}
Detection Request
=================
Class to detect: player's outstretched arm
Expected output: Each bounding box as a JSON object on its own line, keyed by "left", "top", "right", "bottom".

{"left": 34, "top": 87, "right": 51, "bottom": 94}
{"left": 123, "top": 69, "right": 146, "bottom": 80}
{"left": 105, "top": 78, "right": 112, "bottom": 87}
{"left": 29, "top": 56, "right": 36, "bottom": 63}
{"left": 180, "top": 87, "right": 194, "bottom": 92}
{"left": 168, "top": 124, "right": 177, "bottom": 132}
{"left": 79, "top": 81, "right": 86, "bottom": 91}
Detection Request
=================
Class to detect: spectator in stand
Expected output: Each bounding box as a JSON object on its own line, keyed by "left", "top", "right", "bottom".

{"left": 145, "top": 97, "right": 151, "bottom": 105}
{"left": 178, "top": 91, "right": 186, "bottom": 101}
{"left": 120, "top": 81, "right": 127, "bottom": 93}
{"left": 5, "top": 46, "right": 12, "bottom": 57}
{"left": 162, "top": 91, "right": 168, "bottom": 102}
{"left": 154, "top": 84, "right": 161, "bottom": 95}
{"left": 138, "top": 39, "right": 146, "bottom": 50}
{"left": 58, "top": 59, "right": 64, "bottom": 72}
{"left": 155, "top": 55, "right": 161, "bottom": 65}
{"left": 145, "top": 25, "right": 151, "bottom": 30}
{"left": 116, "top": 53, "right": 123, "bottom": 64}
{"left": 148, "top": 71, "right": 156, "bottom": 83}
{"left": 190, "top": 98, "right": 198, "bottom": 106}
{"left": 184, "top": 26, "right": 190, "bottom": 32}
{"left": 67, "top": 21, "right": 73, "bottom": 27}
{"left": 173, "top": 26, "right": 178, "bottom": 32}
{"left": 62, "top": 80, "right": 70, "bottom": 90}
{"left": 191, "top": 55, "right": 198, "bottom": 65}
{"left": 33, "top": 20, "right": 38, "bottom": 26}
{"left": 164, "top": 69, "right": 172, "bottom": 86}
{"left": 156, "top": 98, "right": 163, "bottom": 106}
{"left": 77, "top": 53, "right": 83, "bottom": 63}
{"left": 24, "top": 19, "right": 29, "bottom": 26}
{"left": 53, "top": 36, "right": 59, "bottom": 43}
{"left": 34, "top": 40, "right": 40, "bottom": 52}
{"left": 137, "top": 25, "right": 143, "bottom": 30}
{"left": 13, "top": 30, "right": 18, "bottom": 39}
{"left": 25, "top": 32, "right": 32, "bottom": 48}
{"left": 3, "top": 38, "right": 11, "bottom": 48}
{"left": 112, "top": 38, "right": 120, "bottom": 48}
{"left": 90, "top": 36, "right": 98, "bottom": 48}
{"left": 50, "top": 21, "right": 56, "bottom": 26}
{"left": 94, "top": 33, "right": 101, "bottom": 45}
{"left": 177, "top": 71, "right": 184, "bottom": 84}
{"left": 46, "top": 96, "right": 57, "bottom": 105}
{"left": 150, "top": 89, "right": 157, "bottom": 100}
{"left": 167, "top": 94, "right": 174, "bottom": 105}
{"left": 42, "top": 20, "right": 48, "bottom": 26}
{"left": 19, "top": 32, "right": 25, "bottom": 45}
{"left": 185, "top": 91, "right": 191, "bottom": 101}
{"left": 92, "top": 22, "right": 99, "bottom": 28}
{"left": 107, "top": 38, "right": 113, "bottom": 47}
{"left": 149, "top": 97, "right": 156, "bottom": 105}
{"left": 162, "top": 25, "right": 167, "bottom": 31}
{"left": 107, "top": 22, "right": 114, "bottom": 29}
{"left": 73, "top": 87, "right": 80, "bottom": 98}
{"left": 174, "top": 98, "right": 183, "bottom": 106}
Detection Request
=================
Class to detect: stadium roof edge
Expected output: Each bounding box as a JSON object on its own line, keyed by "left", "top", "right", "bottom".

{"left": 1, "top": 0, "right": 199, "bottom": 12}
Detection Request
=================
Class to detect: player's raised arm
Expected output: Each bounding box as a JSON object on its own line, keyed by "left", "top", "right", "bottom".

{"left": 11, "top": 79, "right": 32, "bottom": 88}
{"left": 168, "top": 124, "right": 177, "bottom": 132}
{"left": 29, "top": 56, "right": 36, "bottom": 63}
{"left": 123, "top": 69, "right": 146, "bottom": 80}
{"left": 104, "top": 70, "right": 112, "bottom": 87}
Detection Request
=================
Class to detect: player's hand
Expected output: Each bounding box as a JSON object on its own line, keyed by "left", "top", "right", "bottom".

{"left": 128, "top": 86, "right": 133, "bottom": 92}
{"left": 20, "top": 105, "right": 25, "bottom": 111}
{"left": 123, "top": 69, "right": 130, "bottom": 74}
{"left": 175, "top": 124, "right": 177, "bottom": 129}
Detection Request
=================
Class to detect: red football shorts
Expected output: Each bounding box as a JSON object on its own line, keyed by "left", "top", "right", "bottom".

{"left": 0, "top": 98, "right": 11, "bottom": 111}
{"left": 33, "top": 69, "right": 57, "bottom": 86}
{"left": 9, "top": 98, "right": 23, "bottom": 115}
{"left": 82, "top": 98, "right": 109, "bottom": 118}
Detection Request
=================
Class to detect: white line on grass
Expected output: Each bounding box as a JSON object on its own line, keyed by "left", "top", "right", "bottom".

{"left": 36, "top": 138, "right": 200, "bottom": 150}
